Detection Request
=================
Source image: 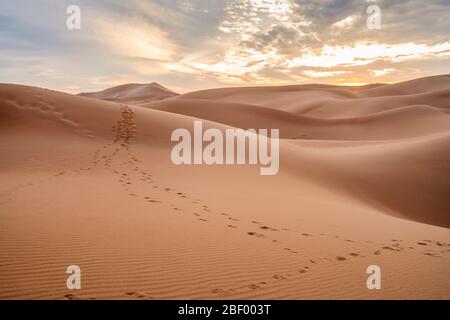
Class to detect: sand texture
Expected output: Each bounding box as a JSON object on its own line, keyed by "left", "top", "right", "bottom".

{"left": 1, "top": 75, "right": 450, "bottom": 299}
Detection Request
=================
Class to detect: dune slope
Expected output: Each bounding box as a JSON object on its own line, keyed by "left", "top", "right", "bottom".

{"left": 79, "top": 82, "right": 178, "bottom": 105}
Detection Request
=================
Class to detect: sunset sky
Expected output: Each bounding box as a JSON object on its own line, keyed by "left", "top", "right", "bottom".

{"left": 1, "top": 0, "right": 449, "bottom": 93}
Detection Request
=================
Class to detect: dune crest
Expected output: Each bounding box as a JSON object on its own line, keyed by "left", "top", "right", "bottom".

{"left": 79, "top": 82, "right": 178, "bottom": 105}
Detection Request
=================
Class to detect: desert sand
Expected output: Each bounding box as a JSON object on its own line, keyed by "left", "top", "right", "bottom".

{"left": 0, "top": 75, "right": 449, "bottom": 300}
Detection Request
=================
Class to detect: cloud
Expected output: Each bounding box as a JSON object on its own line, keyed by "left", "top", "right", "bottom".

{"left": 372, "top": 68, "right": 395, "bottom": 77}
{"left": 303, "top": 70, "right": 350, "bottom": 78}
{"left": 287, "top": 42, "right": 450, "bottom": 68}
{"left": 93, "top": 17, "right": 175, "bottom": 61}
{"left": 0, "top": 0, "right": 449, "bottom": 92}
{"left": 332, "top": 15, "right": 357, "bottom": 29}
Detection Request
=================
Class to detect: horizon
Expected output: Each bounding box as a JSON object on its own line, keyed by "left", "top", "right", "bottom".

{"left": 1, "top": 0, "right": 450, "bottom": 94}
{"left": 4, "top": 73, "right": 449, "bottom": 96}
{"left": 78, "top": 73, "right": 446, "bottom": 95}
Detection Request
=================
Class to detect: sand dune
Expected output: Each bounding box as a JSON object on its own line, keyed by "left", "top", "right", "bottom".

{"left": 79, "top": 82, "right": 178, "bottom": 105}
{"left": 172, "top": 75, "right": 450, "bottom": 118}
{"left": 1, "top": 77, "right": 450, "bottom": 300}
{"left": 283, "top": 132, "right": 450, "bottom": 228}
{"left": 145, "top": 99, "right": 450, "bottom": 140}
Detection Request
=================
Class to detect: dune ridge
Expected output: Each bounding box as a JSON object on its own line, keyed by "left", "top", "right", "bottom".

{"left": 79, "top": 82, "right": 178, "bottom": 105}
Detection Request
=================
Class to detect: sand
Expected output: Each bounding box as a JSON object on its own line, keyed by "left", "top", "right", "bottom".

{"left": 0, "top": 75, "right": 449, "bottom": 300}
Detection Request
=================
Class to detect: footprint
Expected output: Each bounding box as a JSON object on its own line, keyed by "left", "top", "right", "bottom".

{"left": 423, "top": 252, "right": 442, "bottom": 258}
{"left": 382, "top": 246, "right": 400, "bottom": 252}
{"left": 249, "top": 284, "right": 261, "bottom": 290}
{"left": 247, "top": 232, "right": 266, "bottom": 238}
{"left": 64, "top": 294, "right": 81, "bottom": 300}
{"left": 260, "top": 226, "right": 278, "bottom": 231}
{"left": 125, "top": 292, "right": 153, "bottom": 299}
{"left": 211, "top": 289, "right": 226, "bottom": 294}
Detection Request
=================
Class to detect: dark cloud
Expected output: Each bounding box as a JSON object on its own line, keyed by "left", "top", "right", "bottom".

{"left": 292, "top": 0, "right": 450, "bottom": 45}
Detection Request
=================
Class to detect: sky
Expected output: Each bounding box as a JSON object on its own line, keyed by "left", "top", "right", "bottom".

{"left": 0, "top": 0, "right": 449, "bottom": 93}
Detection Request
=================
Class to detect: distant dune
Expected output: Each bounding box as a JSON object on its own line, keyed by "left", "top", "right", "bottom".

{"left": 79, "top": 82, "right": 179, "bottom": 105}
{"left": 1, "top": 75, "right": 449, "bottom": 300}
{"left": 168, "top": 75, "right": 450, "bottom": 118}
